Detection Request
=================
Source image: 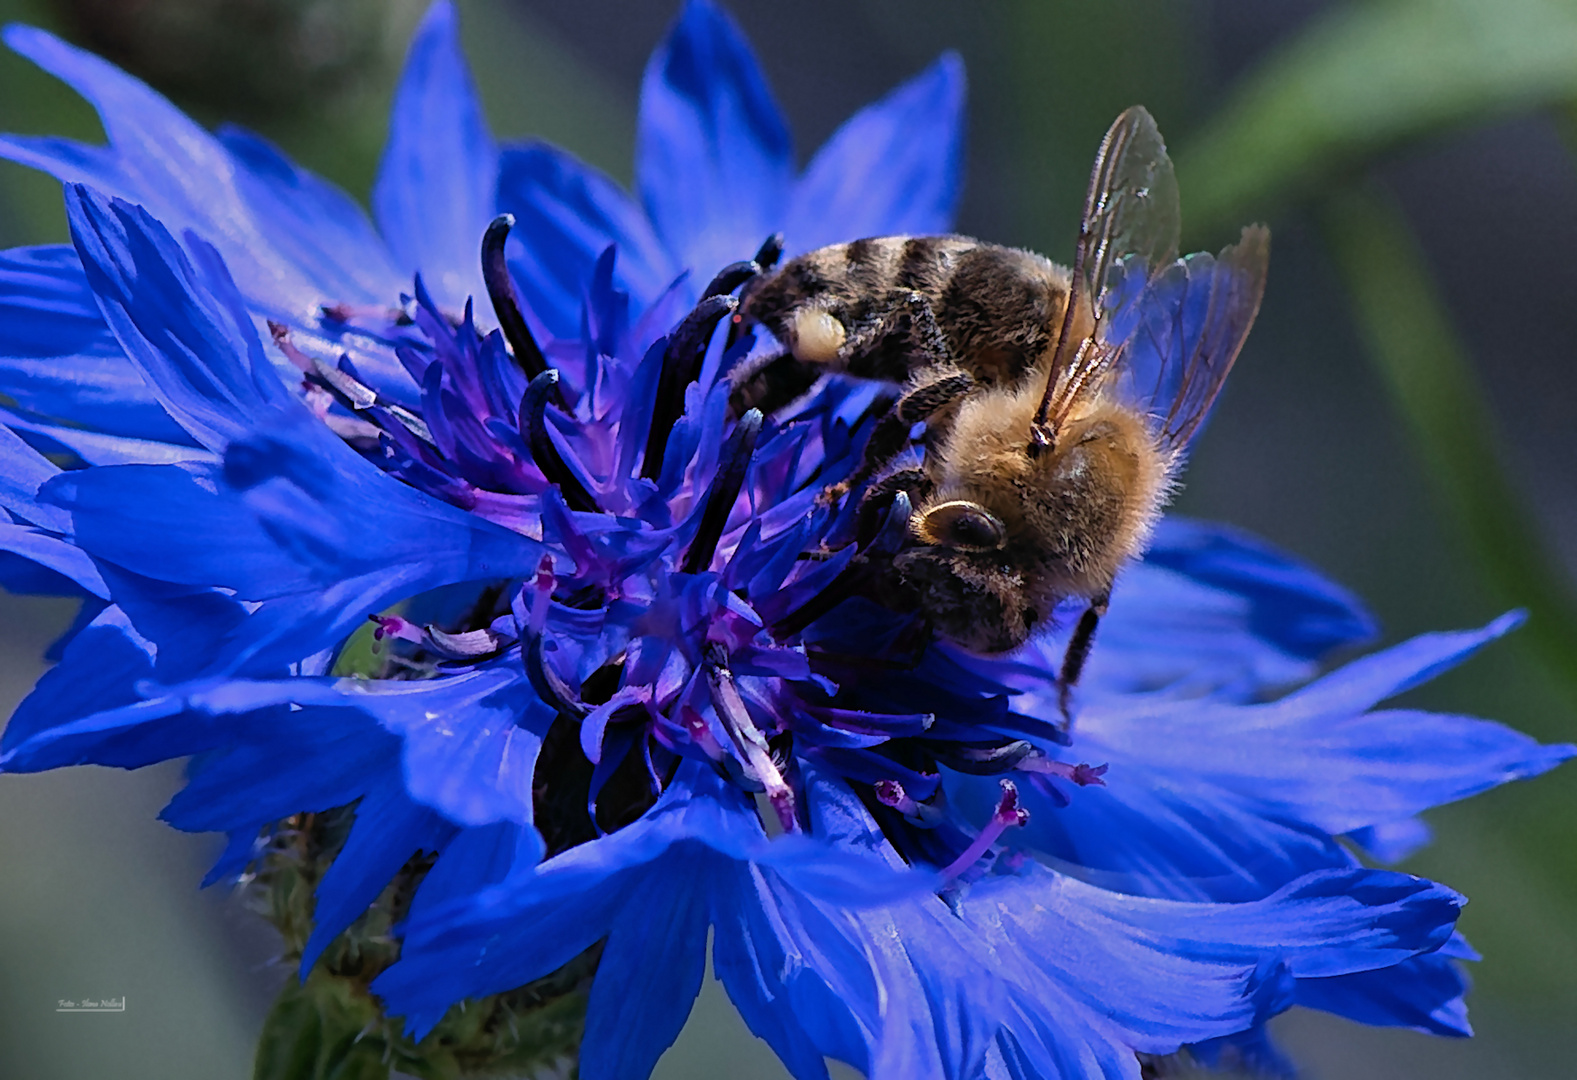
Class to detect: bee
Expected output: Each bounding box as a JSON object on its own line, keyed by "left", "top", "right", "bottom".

{"left": 732, "top": 107, "right": 1269, "bottom": 712}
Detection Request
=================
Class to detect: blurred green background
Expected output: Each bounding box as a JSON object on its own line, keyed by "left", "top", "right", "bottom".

{"left": 0, "top": 0, "right": 1573, "bottom": 1076}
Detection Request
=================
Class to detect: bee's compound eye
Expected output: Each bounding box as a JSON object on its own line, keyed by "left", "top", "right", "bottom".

{"left": 791, "top": 308, "right": 846, "bottom": 363}
{"left": 921, "top": 500, "right": 1007, "bottom": 551}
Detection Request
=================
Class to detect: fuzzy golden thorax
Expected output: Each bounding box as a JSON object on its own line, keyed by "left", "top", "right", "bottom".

{"left": 907, "top": 376, "right": 1175, "bottom": 653}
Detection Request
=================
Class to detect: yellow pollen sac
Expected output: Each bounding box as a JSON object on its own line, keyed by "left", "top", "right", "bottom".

{"left": 791, "top": 308, "right": 846, "bottom": 363}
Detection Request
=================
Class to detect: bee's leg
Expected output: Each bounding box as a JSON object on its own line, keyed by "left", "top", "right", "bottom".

{"left": 856, "top": 467, "right": 931, "bottom": 545}
{"left": 727, "top": 350, "right": 822, "bottom": 419}
{"left": 737, "top": 291, "right": 950, "bottom": 418}
{"left": 838, "top": 291, "right": 952, "bottom": 382}
{"left": 821, "top": 369, "right": 973, "bottom": 507}
{"left": 1056, "top": 593, "right": 1110, "bottom": 726}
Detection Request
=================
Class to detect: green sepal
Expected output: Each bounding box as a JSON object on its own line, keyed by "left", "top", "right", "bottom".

{"left": 253, "top": 970, "right": 393, "bottom": 1080}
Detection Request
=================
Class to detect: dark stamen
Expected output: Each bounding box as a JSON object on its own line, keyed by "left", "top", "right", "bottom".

{"left": 520, "top": 369, "right": 599, "bottom": 512}
{"left": 703, "top": 260, "right": 761, "bottom": 300}
{"left": 723, "top": 233, "right": 786, "bottom": 351}
{"left": 753, "top": 232, "right": 785, "bottom": 271}
{"left": 641, "top": 294, "right": 736, "bottom": 480}
{"left": 481, "top": 215, "right": 553, "bottom": 384}
{"left": 682, "top": 409, "right": 762, "bottom": 574}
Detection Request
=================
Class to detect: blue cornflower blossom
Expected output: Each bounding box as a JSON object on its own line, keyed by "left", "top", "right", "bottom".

{"left": 0, "top": 1, "right": 1569, "bottom": 1077}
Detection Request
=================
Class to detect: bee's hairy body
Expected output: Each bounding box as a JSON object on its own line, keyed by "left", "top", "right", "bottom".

{"left": 907, "top": 378, "right": 1172, "bottom": 652}
{"left": 741, "top": 235, "right": 1074, "bottom": 391}
{"left": 737, "top": 234, "right": 1172, "bottom": 655}
{"left": 727, "top": 106, "right": 1268, "bottom": 708}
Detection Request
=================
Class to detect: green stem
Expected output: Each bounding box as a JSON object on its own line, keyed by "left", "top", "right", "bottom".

{"left": 1319, "top": 183, "right": 1577, "bottom": 724}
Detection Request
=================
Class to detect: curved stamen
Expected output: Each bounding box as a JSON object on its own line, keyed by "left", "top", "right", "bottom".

{"left": 941, "top": 779, "right": 1028, "bottom": 882}
{"left": 929, "top": 739, "right": 1035, "bottom": 775}
{"left": 526, "top": 635, "right": 588, "bottom": 718}
{"left": 875, "top": 779, "right": 943, "bottom": 827}
{"left": 520, "top": 369, "right": 599, "bottom": 513}
{"left": 1016, "top": 755, "right": 1109, "bottom": 788}
{"left": 481, "top": 214, "right": 552, "bottom": 383}
{"left": 753, "top": 232, "right": 785, "bottom": 271}
{"left": 682, "top": 409, "right": 762, "bottom": 574}
{"left": 703, "top": 260, "right": 762, "bottom": 300}
{"left": 642, "top": 294, "right": 736, "bottom": 480}
{"left": 724, "top": 233, "right": 787, "bottom": 350}
{"left": 706, "top": 646, "right": 797, "bottom": 832}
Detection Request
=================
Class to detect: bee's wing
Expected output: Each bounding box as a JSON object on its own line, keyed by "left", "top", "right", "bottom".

{"left": 1118, "top": 225, "right": 1270, "bottom": 450}
{"left": 1036, "top": 107, "right": 1181, "bottom": 441}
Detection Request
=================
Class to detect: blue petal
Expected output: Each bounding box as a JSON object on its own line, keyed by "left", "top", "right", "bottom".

{"left": 1295, "top": 951, "right": 1472, "bottom": 1037}
{"left": 581, "top": 844, "right": 712, "bottom": 1080}
{"left": 1003, "top": 615, "right": 1573, "bottom": 896}
{"left": 1127, "top": 517, "right": 1376, "bottom": 685}
{"left": 1143, "top": 518, "right": 1377, "bottom": 659}
{"left": 999, "top": 768, "right": 1352, "bottom": 902}
{"left": 49, "top": 188, "right": 552, "bottom": 672}
{"left": 0, "top": 404, "right": 210, "bottom": 466}
{"left": 638, "top": 0, "right": 791, "bottom": 278}
{"left": 785, "top": 53, "right": 965, "bottom": 252}
{"left": 963, "top": 866, "right": 1290, "bottom": 1055}
{"left": 0, "top": 524, "right": 107, "bottom": 599}
{"left": 42, "top": 462, "right": 346, "bottom": 597}
{"left": 285, "top": 661, "right": 552, "bottom": 828}
{"left": 1, "top": 574, "right": 250, "bottom": 760}
{"left": 723, "top": 770, "right": 1280, "bottom": 1077}
{"left": 0, "top": 244, "right": 111, "bottom": 355}
{"left": 1347, "top": 817, "right": 1434, "bottom": 864}
{"left": 373, "top": 779, "right": 714, "bottom": 1035}
{"left": 65, "top": 185, "right": 300, "bottom": 451}
{"left": 405, "top": 821, "right": 545, "bottom": 922}
{"left": 0, "top": 246, "right": 191, "bottom": 443}
{"left": 710, "top": 866, "right": 861, "bottom": 1080}
{"left": 301, "top": 781, "right": 457, "bottom": 973}
{"left": 40, "top": 454, "right": 548, "bottom": 675}
{"left": 982, "top": 518, "right": 1378, "bottom": 705}
{"left": 1, "top": 605, "right": 155, "bottom": 758}
{"left": 1097, "top": 617, "right": 1573, "bottom": 836}
{"left": 157, "top": 702, "right": 401, "bottom": 835}
{"left": 496, "top": 141, "right": 678, "bottom": 334}
{"left": 376, "top": 764, "right": 929, "bottom": 1037}
{"left": 1032, "top": 866, "right": 1462, "bottom": 982}
{"left": 0, "top": 26, "right": 400, "bottom": 316}
{"left": 214, "top": 124, "right": 407, "bottom": 310}
{"left": 0, "top": 420, "right": 69, "bottom": 531}
{"left": 372, "top": 0, "right": 496, "bottom": 312}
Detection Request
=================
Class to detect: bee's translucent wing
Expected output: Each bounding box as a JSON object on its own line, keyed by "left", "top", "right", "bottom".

{"left": 1036, "top": 107, "right": 1181, "bottom": 442}
{"left": 1117, "top": 225, "right": 1270, "bottom": 450}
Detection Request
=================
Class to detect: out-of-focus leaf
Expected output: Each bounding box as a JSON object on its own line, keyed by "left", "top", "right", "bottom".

{"left": 1179, "top": 0, "right": 1577, "bottom": 240}
{"left": 1320, "top": 184, "right": 1577, "bottom": 725}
